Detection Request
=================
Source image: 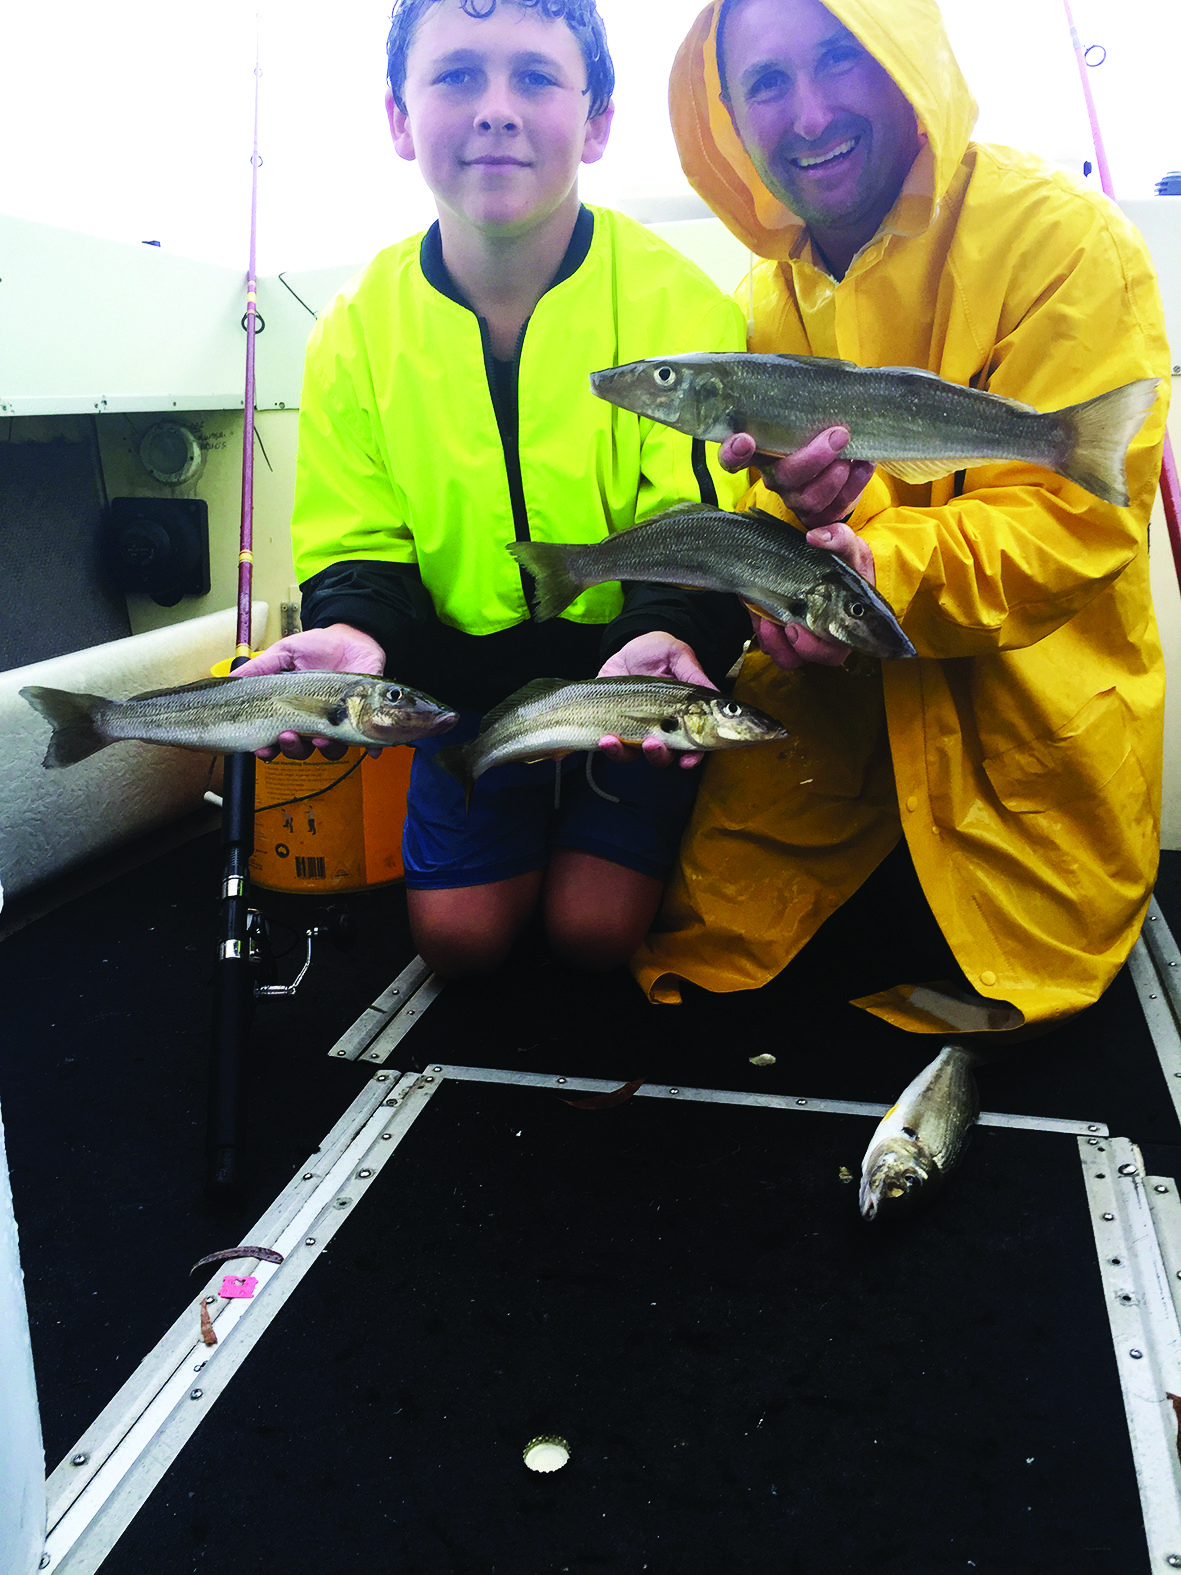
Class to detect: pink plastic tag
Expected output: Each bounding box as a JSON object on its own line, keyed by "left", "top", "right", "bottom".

{"left": 219, "top": 1275, "right": 258, "bottom": 1299}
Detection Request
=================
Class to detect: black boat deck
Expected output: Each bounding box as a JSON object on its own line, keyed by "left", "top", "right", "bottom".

{"left": 4, "top": 830, "right": 1181, "bottom": 1574}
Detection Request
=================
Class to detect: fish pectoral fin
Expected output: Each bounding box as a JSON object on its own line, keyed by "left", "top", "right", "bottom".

{"left": 282, "top": 697, "right": 346, "bottom": 727}
{"left": 879, "top": 457, "right": 983, "bottom": 484}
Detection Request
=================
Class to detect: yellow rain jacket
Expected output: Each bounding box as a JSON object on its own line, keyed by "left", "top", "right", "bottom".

{"left": 633, "top": 0, "right": 1170, "bottom": 1033}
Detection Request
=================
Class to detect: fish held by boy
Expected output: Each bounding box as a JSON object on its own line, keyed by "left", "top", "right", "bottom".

{"left": 858, "top": 1043, "right": 981, "bottom": 1222}
{"left": 508, "top": 504, "right": 914, "bottom": 659}
{"left": 22, "top": 671, "right": 458, "bottom": 768}
{"left": 435, "top": 674, "right": 788, "bottom": 799}
{"left": 590, "top": 353, "right": 1159, "bottom": 509}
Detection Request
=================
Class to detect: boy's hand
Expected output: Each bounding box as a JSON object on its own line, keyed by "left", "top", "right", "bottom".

{"left": 720, "top": 425, "right": 874, "bottom": 531}
{"left": 596, "top": 632, "right": 714, "bottom": 769}
{"left": 231, "top": 624, "right": 386, "bottom": 761}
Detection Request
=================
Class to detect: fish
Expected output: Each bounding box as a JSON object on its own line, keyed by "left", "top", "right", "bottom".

{"left": 435, "top": 674, "right": 788, "bottom": 798}
{"left": 21, "top": 671, "right": 458, "bottom": 768}
{"left": 589, "top": 352, "right": 1160, "bottom": 508}
{"left": 859, "top": 1042, "right": 980, "bottom": 1221}
{"left": 507, "top": 504, "right": 915, "bottom": 659}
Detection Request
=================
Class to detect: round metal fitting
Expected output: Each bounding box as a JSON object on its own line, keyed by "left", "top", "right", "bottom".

{"left": 375, "top": 1073, "right": 390, "bottom": 1081}
{"left": 305, "top": 1237, "right": 317, "bottom": 1246}
{"left": 433, "top": 1067, "right": 443, "bottom": 1073}
{"left": 384, "top": 1098, "right": 397, "bottom": 1106}
{"left": 193, "top": 1361, "right": 206, "bottom": 1372}
{"left": 39, "top": 1557, "right": 51, "bottom": 1570}
{"left": 1156, "top": 1185, "right": 1170, "bottom": 1194}
{"left": 1129, "top": 1349, "right": 1143, "bottom": 1360}
{"left": 204, "top": 1296, "right": 217, "bottom": 1306}
{"left": 1102, "top": 1212, "right": 1115, "bottom": 1221}
{"left": 1087, "top": 1137, "right": 1099, "bottom": 1146}
{"left": 670, "top": 1089, "right": 680, "bottom": 1096}
{"left": 302, "top": 1173, "right": 314, "bottom": 1181}
{"left": 424, "top": 1076, "right": 435, "bottom": 1083}
{"left": 357, "top": 1169, "right": 373, "bottom": 1179}
{"left": 332, "top": 1049, "right": 347, "bottom": 1057}
{"left": 1118, "top": 1163, "right": 1138, "bottom": 1176}
{"left": 381, "top": 1131, "right": 393, "bottom": 1139}
{"left": 1166, "top": 1556, "right": 1181, "bottom": 1569}
{"left": 1087, "top": 1124, "right": 1101, "bottom": 1133}
{"left": 556, "top": 1078, "right": 567, "bottom": 1085}
{"left": 335, "top": 1197, "right": 352, "bottom": 1208}
{"left": 71, "top": 1453, "right": 88, "bottom": 1467}
{"left": 190, "top": 1388, "right": 204, "bottom": 1399}
{"left": 796, "top": 1098, "right": 808, "bottom": 1106}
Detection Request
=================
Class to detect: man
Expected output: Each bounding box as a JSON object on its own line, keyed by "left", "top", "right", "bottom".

{"left": 633, "top": 0, "right": 1171, "bottom": 1038}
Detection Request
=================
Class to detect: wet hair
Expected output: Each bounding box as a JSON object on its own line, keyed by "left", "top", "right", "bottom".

{"left": 386, "top": 0, "right": 615, "bottom": 119}
{"left": 715, "top": 0, "right": 743, "bottom": 104}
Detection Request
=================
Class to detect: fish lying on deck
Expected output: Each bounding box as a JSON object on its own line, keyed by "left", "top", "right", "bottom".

{"left": 435, "top": 674, "right": 788, "bottom": 799}
{"left": 21, "top": 671, "right": 458, "bottom": 768}
{"left": 590, "top": 353, "right": 1159, "bottom": 508}
{"left": 508, "top": 504, "right": 915, "bottom": 659}
{"left": 859, "top": 1043, "right": 981, "bottom": 1221}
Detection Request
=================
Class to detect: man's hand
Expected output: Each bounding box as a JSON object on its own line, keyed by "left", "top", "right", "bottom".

{"left": 231, "top": 624, "right": 386, "bottom": 761}
{"left": 720, "top": 425, "right": 874, "bottom": 531}
{"left": 750, "top": 519, "right": 877, "bottom": 671}
{"left": 596, "top": 632, "right": 714, "bottom": 768}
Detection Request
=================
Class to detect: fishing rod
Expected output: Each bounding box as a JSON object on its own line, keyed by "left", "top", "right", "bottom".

{"left": 208, "top": 17, "right": 264, "bottom": 1194}
{"left": 1060, "top": 0, "right": 1181, "bottom": 592}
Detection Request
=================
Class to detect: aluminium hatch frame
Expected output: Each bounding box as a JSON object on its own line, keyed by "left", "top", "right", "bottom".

{"left": 33, "top": 894, "right": 1181, "bottom": 1575}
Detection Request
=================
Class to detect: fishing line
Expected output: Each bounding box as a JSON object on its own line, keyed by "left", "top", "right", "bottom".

{"left": 254, "top": 750, "right": 368, "bottom": 815}
{"left": 276, "top": 272, "right": 319, "bottom": 320}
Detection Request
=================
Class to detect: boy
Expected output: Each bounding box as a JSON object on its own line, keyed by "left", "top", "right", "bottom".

{"left": 236, "top": 0, "right": 751, "bottom": 978}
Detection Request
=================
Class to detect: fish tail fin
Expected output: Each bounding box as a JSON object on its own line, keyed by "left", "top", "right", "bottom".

{"left": 505, "top": 541, "right": 585, "bottom": 620}
{"left": 20, "top": 685, "right": 112, "bottom": 767}
{"left": 1055, "top": 377, "right": 1159, "bottom": 507}
{"left": 434, "top": 743, "right": 475, "bottom": 812}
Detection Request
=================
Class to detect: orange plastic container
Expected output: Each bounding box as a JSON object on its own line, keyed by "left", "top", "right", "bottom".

{"left": 249, "top": 745, "right": 413, "bottom": 893}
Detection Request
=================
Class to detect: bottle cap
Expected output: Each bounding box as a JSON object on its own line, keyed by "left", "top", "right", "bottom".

{"left": 523, "top": 1435, "right": 570, "bottom": 1473}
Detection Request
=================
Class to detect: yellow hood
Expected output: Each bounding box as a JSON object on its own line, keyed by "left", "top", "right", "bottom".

{"left": 670, "top": 0, "right": 979, "bottom": 260}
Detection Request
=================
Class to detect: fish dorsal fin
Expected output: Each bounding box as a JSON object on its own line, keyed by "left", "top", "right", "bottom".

{"left": 479, "top": 677, "right": 571, "bottom": 732}
{"left": 129, "top": 675, "right": 236, "bottom": 701}
{"left": 767, "top": 352, "right": 862, "bottom": 373}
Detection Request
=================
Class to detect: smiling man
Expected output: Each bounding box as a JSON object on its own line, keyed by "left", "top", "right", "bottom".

{"left": 632, "top": 0, "right": 1172, "bottom": 1048}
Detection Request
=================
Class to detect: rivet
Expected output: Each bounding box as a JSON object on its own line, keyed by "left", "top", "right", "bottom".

{"left": 332, "top": 1049, "right": 347, "bottom": 1056}
{"left": 381, "top": 1131, "right": 393, "bottom": 1139}
{"left": 357, "top": 1169, "right": 373, "bottom": 1179}
{"left": 1156, "top": 1185, "right": 1171, "bottom": 1194}
{"left": 1118, "top": 1163, "right": 1138, "bottom": 1176}
{"left": 1129, "top": 1349, "right": 1143, "bottom": 1360}
{"left": 384, "top": 1098, "right": 397, "bottom": 1106}
{"left": 305, "top": 1237, "right": 317, "bottom": 1246}
{"left": 302, "top": 1173, "right": 314, "bottom": 1181}
{"left": 1150, "top": 994, "right": 1158, "bottom": 1000}
{"left": 1087, "top": 1124, "right": 1101, "bottom": 1133}
{"left": 204, "top": 1296, "right": 217, "bottom": 1306}
{"left": 375, "top": 1073, "right": 390, "bottom": 1081}
{"left": 796, "top": 1098, "right": 808, "bottom": 1106}
{"left": 366, "top": 1051, "right": 382, "bottom": 1060}
{"left": 1087, "top": 1137, "right": 1099, "bottom": 1146}
{"left": 424, "top": 1076, "right": 435, "bottom": 1084}
{"left": 556, "top": 1078, "right": 567, "bottom": 1085}
{"left": 335, "top": 1197, "right": 352, "bottom": 1208}
{"left": 39, "top": 1558, "right": 51, "bottom": 1570}
{"left": 193, "top": 1361, "right": 206, "bottom": 1372}
{"left": 1102, "top": 1212, "right": 1115, "bottom": 1221}
{"left": 190, "top": 1388, "right": 204, "bottom": 1399}
{"left": 71, "top": 1453, "right": 88, "bottom": 1467}
{"left": 669, "top": 1088, "right": 680, "bottom": 1096}
{"left": 433, "top": 1067, "right": 443, "bottom": 1073}
{"left": 1166, "top": 1557, "right": 1181, "bottom": 1570}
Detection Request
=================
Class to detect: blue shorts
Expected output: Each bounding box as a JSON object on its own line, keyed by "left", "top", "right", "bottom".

{"left": 402, "top": 709, "right": 703, "bottom": 891}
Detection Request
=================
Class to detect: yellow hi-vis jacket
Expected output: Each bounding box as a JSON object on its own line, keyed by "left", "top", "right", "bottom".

{"left": 633, "top": 0, "right": 1171, "bottom": 1034}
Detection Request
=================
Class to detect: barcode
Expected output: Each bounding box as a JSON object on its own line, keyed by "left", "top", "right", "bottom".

{"left": 295, "top": 856, "right": 326, "bottom": 880}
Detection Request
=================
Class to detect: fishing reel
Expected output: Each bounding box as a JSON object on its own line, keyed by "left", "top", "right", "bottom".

{"left": 246, "top": 904, "right": 355, "bottom": 998}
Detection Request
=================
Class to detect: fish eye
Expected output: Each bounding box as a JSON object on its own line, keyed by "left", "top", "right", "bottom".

{"left": 848, "top": 602, "right": 866, "bottom": 619}
{"left": 720, "top": 700, "right": 743, "bottom": 717}
{"left": 659, "top": 716, "right": 679, "bottom": 732}
{"left": 653, "top": 365, "right": 677, "bottom": 387}
{"left": 384, "top": 685, "right": 403, "bottom": 702}
{"left": 902, "top": 1126, "right": 918, "bottom": 1141}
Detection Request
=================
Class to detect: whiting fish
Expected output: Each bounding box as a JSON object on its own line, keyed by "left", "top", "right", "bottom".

{"left": 435, "top": 674, "right": 788, "bottom": 798}
{"left": 859, "top": 1043, "right": 981, "bottom": 1221}
{"left": 590, "top": 353, "right": 1159, "bottom": 508}
{"left": 508, "top": 504, "right": 914, "bottom": 659}
{"left": 22, "top": 671, "right": 458, "bottom": 769}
